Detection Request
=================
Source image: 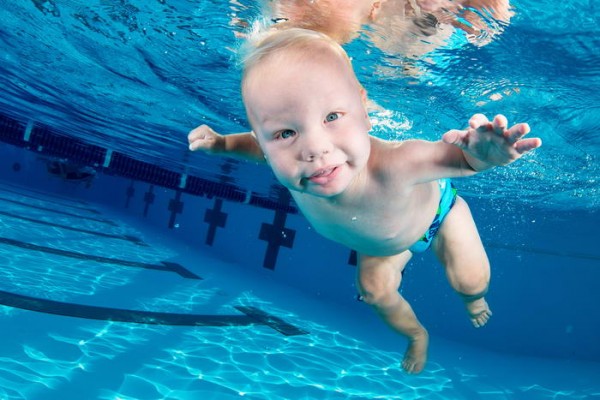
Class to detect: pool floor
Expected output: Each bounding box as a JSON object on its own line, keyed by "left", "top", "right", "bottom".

{"left": 0, "top": 182, "right": 599, "bottom": 400}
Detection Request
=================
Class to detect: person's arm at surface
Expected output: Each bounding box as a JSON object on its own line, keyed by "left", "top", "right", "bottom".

{"left": 187, "top": 124, "right": 266, "bottom": 163}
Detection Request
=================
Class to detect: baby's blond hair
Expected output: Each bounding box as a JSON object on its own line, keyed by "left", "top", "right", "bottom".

{"left": 241, "top": 27, "right": 353, "bottom": 84}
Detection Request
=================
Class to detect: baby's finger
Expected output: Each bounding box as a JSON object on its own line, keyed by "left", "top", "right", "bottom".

{"left": 188, "top": 131, "right": 202, "bottom": 144}
{"left": 492, "top": 114, "right": 508, "bottom": 134}
{"left": 514, "top": 137, "right": 542, "bottom": 154}
{"left": 189, "top": 134, "right": 217, "bottom": 151}
{"left": 187, "top": 125, "right": 211, "bottom": 142}
{"left": 505, "top": 123, "right": 530, "bottom": 144}
{"left": 189, "top": 139, "right": 204, "bottom": 151}
{"left": 469, "top": 113, "right": 490, "bottom": 129}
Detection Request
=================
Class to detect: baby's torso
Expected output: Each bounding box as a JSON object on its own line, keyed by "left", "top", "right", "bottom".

{"left": 292, "top": 179, "right": 441, "bottom": 257}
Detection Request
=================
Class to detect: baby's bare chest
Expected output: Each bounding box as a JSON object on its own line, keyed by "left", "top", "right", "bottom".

{"left": 296, "top": 191, "right": 438, "bottom": 256}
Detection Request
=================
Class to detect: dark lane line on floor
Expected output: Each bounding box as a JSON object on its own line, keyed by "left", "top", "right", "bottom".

{"left": 0, "top": 290, "right": 308, "bottom": 336}
{"left": 0, "top": 210, "right": 146, "bottom": 246}
{"left": 0, "top": 185, "right": 101, "bottom": 214}
{"left": 0, "top": 237, "right": 200, "bottom": 279}
{"left": 0, "top": 197, "right": 117, "bottom": 226}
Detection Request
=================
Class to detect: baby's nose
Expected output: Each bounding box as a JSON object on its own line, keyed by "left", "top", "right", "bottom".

{"left": 301, "top": 135, "right": 332, "bottom": 161}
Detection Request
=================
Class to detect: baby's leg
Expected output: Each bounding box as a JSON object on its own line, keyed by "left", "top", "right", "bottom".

{"left": 357, "top": 252, "right": 429, "bottom": 374}
{"left": 432, "top": 196, "right": 492, "bottom": 328}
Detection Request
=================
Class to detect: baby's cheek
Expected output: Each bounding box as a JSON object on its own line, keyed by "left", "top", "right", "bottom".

{"left": 268, "top": 160, "right": 291, "bottom": 179}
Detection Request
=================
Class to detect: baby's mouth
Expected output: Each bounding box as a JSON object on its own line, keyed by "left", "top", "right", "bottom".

{"left": 311, "top": 167, "right": 335, "bottom": 177}
{"left": 307, "top": 166, "right": 340, "bottom": 184}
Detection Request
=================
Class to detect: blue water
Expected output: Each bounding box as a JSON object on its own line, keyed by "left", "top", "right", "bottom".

{"left": 1, "top": 0, "right": 599, "bottom": 399}
{"left": 0, "top": 0, "right": 598, "bottom": 207}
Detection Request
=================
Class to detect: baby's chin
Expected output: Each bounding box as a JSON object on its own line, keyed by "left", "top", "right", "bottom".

{"left": 291, "top": 182, "right": 343, "bottom": 199}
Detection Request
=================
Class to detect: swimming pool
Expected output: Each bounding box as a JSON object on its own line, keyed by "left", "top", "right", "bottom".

{"left": 1, "top": 0, "right": 599, "bottom": 399}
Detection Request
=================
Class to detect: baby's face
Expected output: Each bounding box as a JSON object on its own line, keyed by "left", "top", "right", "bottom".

{"left": 243, "top": 48, "right": 372, "bottom": 198}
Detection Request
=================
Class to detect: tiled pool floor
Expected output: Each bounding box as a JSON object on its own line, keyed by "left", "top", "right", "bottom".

{"left": 0, "top": 182, "right": 598, "bottom": 400}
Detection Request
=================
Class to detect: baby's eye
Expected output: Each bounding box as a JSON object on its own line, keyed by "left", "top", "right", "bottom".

{"left": 278, "top": 129, "right": 296, "bottom": 140}
{"left": 325, "top": 112, "right": 340, "bottom": 123}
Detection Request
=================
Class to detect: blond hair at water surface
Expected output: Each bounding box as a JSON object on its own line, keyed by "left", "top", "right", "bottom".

{"left": 240, "top": 27, "right": 359, "bottom": 97}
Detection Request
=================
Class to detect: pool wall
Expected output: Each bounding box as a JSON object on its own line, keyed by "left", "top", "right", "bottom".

{"left": 1, "top": 114, "right": 599, "bottom": 363}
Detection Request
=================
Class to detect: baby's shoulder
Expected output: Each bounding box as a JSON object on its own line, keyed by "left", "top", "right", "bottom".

{"left": 368, "top": 138, "right": 409, "bottom": 172}
{"left": 369, "top": 138, "right": 438, "bottom": 176}
{"left": 371, "top": 137, "right": 428, "bottom": 157}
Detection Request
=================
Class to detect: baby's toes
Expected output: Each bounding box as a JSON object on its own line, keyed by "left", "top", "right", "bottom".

{"left": 472, "top": 310, "right": 492, "bottom": 328}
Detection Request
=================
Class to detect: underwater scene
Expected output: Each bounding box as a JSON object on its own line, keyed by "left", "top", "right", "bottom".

{"left": 0, "top": 0, "right": 599, "bottom": 399}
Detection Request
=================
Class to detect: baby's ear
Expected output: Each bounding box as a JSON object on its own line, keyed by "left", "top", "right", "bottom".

{"left": 250, "top": 131, "right": 268, "bottom": 162}
{"left": 359, "top": 89, "right": 373, "bottom": 129}
{"left": 360, "top": 86, "right": 368, "bottom": 104}
{"left": 360, "top": 87, "right": 373, "bottom": 116}
{"left": 251, "top": 130, "right": 262, "bottom": 146}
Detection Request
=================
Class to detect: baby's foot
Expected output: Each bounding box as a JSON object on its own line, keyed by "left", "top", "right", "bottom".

{"left": 401, "top": 330, "right": 429, "bottom": 374}
{"left": 465, "top": 297, "right": 492, "bottom": 328}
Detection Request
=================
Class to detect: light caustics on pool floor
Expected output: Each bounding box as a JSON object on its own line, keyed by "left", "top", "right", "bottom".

{"left": 0, "top": 182, "right": 598, "bottom": 399}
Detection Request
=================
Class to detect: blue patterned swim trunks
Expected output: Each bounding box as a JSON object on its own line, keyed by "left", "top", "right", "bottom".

{"left": 409, "top": 179, "right": 457, "bottom": 253}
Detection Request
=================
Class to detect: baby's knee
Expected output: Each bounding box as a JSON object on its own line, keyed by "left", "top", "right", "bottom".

{"left": 454, "top": 270, "right": 490, "bottom": 297}
{"left": 357, "top": 276, "right": 397, "bottom": 306}
{"left": 357, "top": 254, "right": 406, "bottom": 306}
{"left": 359, "top": 290, "right": 393, "bottom": 307}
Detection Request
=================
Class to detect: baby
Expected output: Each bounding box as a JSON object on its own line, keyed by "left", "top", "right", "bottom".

{"left": 188, "top": 28, "right": 541, "bottom": 373}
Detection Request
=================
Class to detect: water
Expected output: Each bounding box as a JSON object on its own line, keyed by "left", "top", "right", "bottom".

{"left": 0, "top": 0, "right": 599, "bottom": 399}
{"left": 1, "top": 0, "right": 598, "bottom": 208}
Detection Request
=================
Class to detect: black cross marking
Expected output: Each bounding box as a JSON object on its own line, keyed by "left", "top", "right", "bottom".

{"left": 204, "top": 198, "right": 227, "bottom": 246}
{"left": 143, "top": 184, "right": 155, "bottom": 217}
{"left": 168, "top": 191, "right": 184, "bottom": 229}
{"left": 259, "top": 191, "right": 295, "bottom": 270}
{"left": 125, "top": 180, "right": 135, "bottom": 209}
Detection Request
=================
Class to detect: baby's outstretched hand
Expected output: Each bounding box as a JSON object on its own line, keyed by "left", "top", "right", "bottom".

{"left": 442, "top": 114, "right": 542, "bottom": 170}
{"left": 188, "top": 125, "right": 225, "bottom": 153}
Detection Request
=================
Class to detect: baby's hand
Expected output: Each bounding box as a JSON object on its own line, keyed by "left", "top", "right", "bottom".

{"left": 442, "top": 114, "right": 542, "bottom": 170}
{"left": 188, "top": 125, "right": 225, "bottom": 153}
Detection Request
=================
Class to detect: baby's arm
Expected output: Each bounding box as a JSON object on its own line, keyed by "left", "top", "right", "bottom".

{"left": 188, "top": 124, "right": 265, "bottom": 163}
{"left": 442, "top": 114, "right": 541, "bottom": 172}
